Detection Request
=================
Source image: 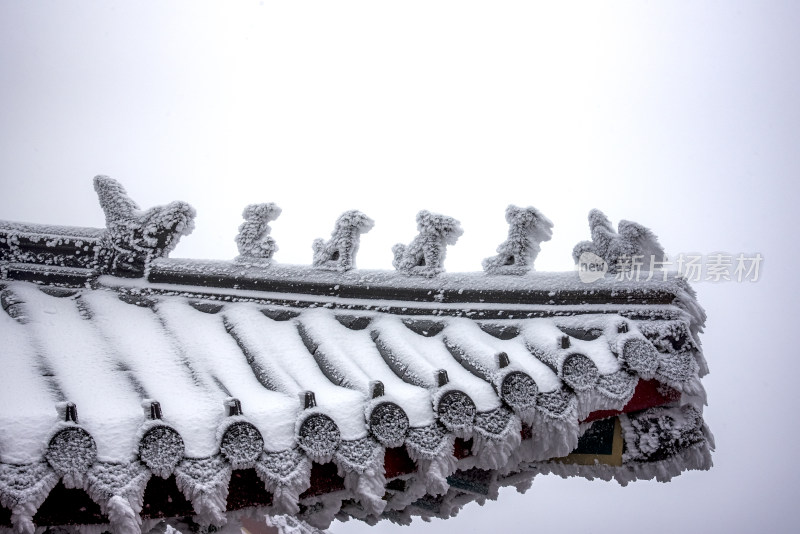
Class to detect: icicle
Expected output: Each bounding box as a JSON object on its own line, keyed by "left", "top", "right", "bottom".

{"left": 533, "top": 435, "right": 713, "bottom": 486}
{"left": 383, "top": 475, "right": 429, "bottom": 513}
{"left": 266, "top": 514, "right": 330, "bottom": 534}
{"left": 0, "top": 462, "right": 59, "bottom": 534}
{"left": 515, "top": 390, "right": 580, "bottom": 462}
{"left": 86, "top": 461, "right": 151, "bottom": 534}
{"left": 335, "top": 438, "right": 386, "bottom": 516}
{"left": 621, "top": 404, "right": 709, "bottom": 464}
{"left": 405, "top": 424, "right": 458, "bottom": 496}
{"left": 468, "top": 408, "right": 522, "bottom": 471}
{"left": 298, "top": 492, "right": 344, "bottom": 530}
{"left": 254, "top": 448, "right": 311, "bottom": 516}
{"left": 414, "top": 446, "right": 458, "bottom": 497}
{"left": 106, "top": 495, "right": 140, "bottom": 534}
{"left": 174, "top": 456, "right": 232, "bottom": 527}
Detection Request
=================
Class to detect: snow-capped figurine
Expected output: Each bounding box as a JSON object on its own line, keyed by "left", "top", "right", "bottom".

{"left": 312, "top": 210, "right": 374, "bottom": 272}
{"left": 94, "top": 175, "right": 195, "bottom": 276}
{"left": 482, "top": 205, "right": 554, "bottom": 275}
{"left": 235, "top": 203, "right": 282, "bottom": 263}
{"left": 573, "top": 209, "right": 666, "bottom": 274}
{"left": 392, "top": 210, "right": 463, "bottom": 277}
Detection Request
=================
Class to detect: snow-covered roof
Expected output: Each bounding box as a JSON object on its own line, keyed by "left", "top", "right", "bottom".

{"left": 0, "top": 178, "right": 713, "bottom": 533}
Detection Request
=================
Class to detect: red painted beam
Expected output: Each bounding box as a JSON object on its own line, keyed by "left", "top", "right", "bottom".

{"left": 582, "top": 379, "right": 681, "bottom": 424}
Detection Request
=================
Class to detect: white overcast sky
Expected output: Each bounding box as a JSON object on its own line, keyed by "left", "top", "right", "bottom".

{"left": 1, "top": 2, "right": 799, "bottom": 533}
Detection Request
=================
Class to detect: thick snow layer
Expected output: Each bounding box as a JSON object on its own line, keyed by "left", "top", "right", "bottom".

{"left": 371, "top": 316, "right": 500, "bottom": 412}
{"left": 222, "top": 305, "right": 367, "bottom": 440}
{"left": 81, "top": 290, "right": 223, "bottom": 458}
{"left": 440, "top": 318, "right": 562, "bottom": 394}
{"left": 496, "top": 339, "right": 563, "bottom": 393}
{"left": 521, "top": 319, "right": 573, "bottom": 361}
{"left": 0, "top": 270, "right": 710, "bottom": 531}
{"left": 155, "top": 300, "right": 300, "bottom": 452}
{"left": 297, "top": 310, "right": 434, "bottom": 428}
{"left": 8, "top": 283, "right": 144, "bottom": 461}
{"left": 441, "top": 318, "right": 508, "bottom": 379}
{"left": 0, "top": 311, "right": 60, "bottom": 464}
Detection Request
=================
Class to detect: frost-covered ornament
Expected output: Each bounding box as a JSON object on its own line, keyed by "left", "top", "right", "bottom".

{"left": 499, "top": 371, "right": 538, "bottom": 411}
{"left": 94, "top": 175, "right": 196, "bottom": 276}
{"left": 297, "top": 413, "right": 341, "bottom": 464}
{"left": 139, "top": 425, "right": 185, "bottom": 478}
{"left": 219, "top": 422, "right": 264, "bottom": 469}
{"left": 619, "top": 336, "right": 660, "bottom": 379}
{"left": 483, "top": 205, "right": 553, "bottom": 275}
{"left": 435, "top": 377, "right": 476, "bottom": 436}
{"left": 572, "top": 209, "right": 666, "bottom": 274}
{"left": 45, "top": 403, "right": 97, "bottom": 488}
{"left": 368, "top": 401, "right": 409, "bottom": 448}
{"left": 138, "top": 401, "right": 185, "bottom": 478}
{"left": 235, "top": 203, "right": 282, "bottom": 263}
{"left": 296, "top": 393, "right": 341, "bottom": 464}
{"left": 599, "top": 368, "right": 639, "bottom": 399}
{"left": 623, "top": 405, "right": 709, "bottom": 463}
{"left": 312, "top": 210, "right": 374, "bottom": 272}
{"left": 560, "top": 353, "right": 600, "bottom": 391}
{"left": 392, "top": 210, "right": 463, "bottom": 277}
{"left": 218, "top": 399, "right": 265, "bottom": 470}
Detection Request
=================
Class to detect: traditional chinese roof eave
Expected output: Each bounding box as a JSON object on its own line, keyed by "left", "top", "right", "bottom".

{"left": 0, "top": 177, "right": 713, "bottom": 533}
